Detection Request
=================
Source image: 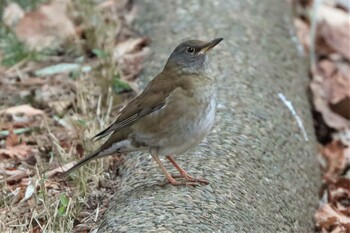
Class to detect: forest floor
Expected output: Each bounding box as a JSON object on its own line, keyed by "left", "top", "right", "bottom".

{"left": 0, "top": 0, "right": 349, "bottom": 232}
{"left": 292, "top": 0, "right": 350, "bottom": 232}
{"left": 0, "top": 0, "right": 148, "bottom": 232}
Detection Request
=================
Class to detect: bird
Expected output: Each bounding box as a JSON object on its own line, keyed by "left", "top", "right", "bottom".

{"left": 64, "top": 38, "right": 223, "bottom": 186}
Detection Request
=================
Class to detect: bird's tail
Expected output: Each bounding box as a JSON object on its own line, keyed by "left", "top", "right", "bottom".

{"left": 63, "top": 149, "right": 103, "bottom": 175}
{"left": 63, "top": 139, "right": 131, "bottom": 176}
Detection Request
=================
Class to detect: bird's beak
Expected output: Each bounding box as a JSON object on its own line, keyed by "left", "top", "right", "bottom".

{"left": 199, "top": 38, "right": 223, "bottom": 54}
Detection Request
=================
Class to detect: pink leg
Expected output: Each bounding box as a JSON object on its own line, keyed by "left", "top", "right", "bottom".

{"left": 166, "top": 155, "right": 209, "bottom": 185}
{"left": 151, "top": 153, "right": 201, "bottom": 186}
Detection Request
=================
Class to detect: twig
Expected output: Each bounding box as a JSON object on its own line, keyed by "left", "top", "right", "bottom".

{"left": 310, "top": 0, "right": 323, "bottom": 70}
{"left": 278, "top": 93, "right": 309, "bottom": 141}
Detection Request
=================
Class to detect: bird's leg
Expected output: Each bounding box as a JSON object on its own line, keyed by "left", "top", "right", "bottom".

{"left": 150, "top": 152, "right": 200, "bottom": 186}
{"left": 166, "top": 155, "right": 209, "bottom": 185}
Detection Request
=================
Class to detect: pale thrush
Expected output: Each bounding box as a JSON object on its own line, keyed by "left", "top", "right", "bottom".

{"left": 65, "top": 38, "right": 223, "bottom": 186}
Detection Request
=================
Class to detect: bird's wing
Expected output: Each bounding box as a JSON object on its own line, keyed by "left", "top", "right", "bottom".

{"left": 93, "top": 72, "right": 177, "bottom": 140}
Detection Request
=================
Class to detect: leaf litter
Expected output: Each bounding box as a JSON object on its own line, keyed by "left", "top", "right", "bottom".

{"left": 0, "top": 0, "right": 148, "bottom": 232}
{"left": 293, "top": 0, "right": 350, "bottom": 232}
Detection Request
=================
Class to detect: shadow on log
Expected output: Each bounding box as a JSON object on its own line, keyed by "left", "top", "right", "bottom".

{"left": 98, "top": 0, "right": 320, "bottom": 232}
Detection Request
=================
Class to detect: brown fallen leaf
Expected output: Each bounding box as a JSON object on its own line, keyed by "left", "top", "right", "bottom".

{"left": 333, "top": 129, "right": 350, "bottom": 147}
{"left": 0, "top": 144, "right": 36, "bottom": 161}
{"left": 316, "top": 4, "right": 350, "bottom": 26}
{"left": 311, "top": 84, "right": 350, "bottom": 130}
{"left": 113, "top": 37, "right": 149, "bottom": 81}
{"left": 113, "top": 37, "right": 148, "bottom": 60}
{"left": 320, "top": 60, "right": 350, "bottom": 105}
{"left": 0, "top": 104, "right": 44, "bottom": 123}
{"left": 330, "top": 97, "right": 350, "bottom": 121}
{"left": 98, "top": 0, "right": 130, "bottom": 11}
{"left": 0, "top": 166, "right": 27, "bottom": 176}
{"left": 317, "top": 21, "right": 350, "bottom": 60}
{"left": 315, "top": 203, "right": 350, "bottom": 232}
{"left": 2, "top": 2, "right": 24, "bottom": 28}
{"left": 5, "top": 127, "right": 19, "bottom": 147}
{"left": 0, "top": 104, "right": 44, "bottom": 116}
{"left": 11, "top": 0, "right": 76, "bottom": 50}
{"left": 327, "top": 178, "right": 350, "bottom": 216}
{"left": 0, "top": 167, "right": 33, "bottom": 184}
{"left": 311, "top": 62, "right": 350, "bottom": 129}
{"left": 294, "top": 18, "right": 310, "bottom": 52}
{"left": 314, "top": 23, "right": 338, "bottom": 57}
{"left": 320, "top": 140, "right": 350, "bottom": 181}
{"left": 1, "top": 126, "right": 36, "bottom": 161}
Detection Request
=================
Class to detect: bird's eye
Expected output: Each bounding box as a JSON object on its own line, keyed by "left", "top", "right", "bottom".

{"left": 186, "top": 47, "right": 195, "bottom": 54}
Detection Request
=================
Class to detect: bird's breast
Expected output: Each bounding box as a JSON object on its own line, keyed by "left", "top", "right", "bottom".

{"left": 131, "top": 82, "right": 217, "bottom": 156}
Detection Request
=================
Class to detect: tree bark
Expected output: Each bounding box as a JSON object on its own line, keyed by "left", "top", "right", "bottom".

{"left": 98, "top": 0, "right": 320, "bottom": 232}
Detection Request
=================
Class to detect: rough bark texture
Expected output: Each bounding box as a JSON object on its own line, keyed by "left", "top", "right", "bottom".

{"left": 98, "top": 0, "right": 320, "bottom": 232}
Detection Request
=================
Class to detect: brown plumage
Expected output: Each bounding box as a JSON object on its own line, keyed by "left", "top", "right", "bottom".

{"left": 65, "top": 38, "right": 223, "bottom": 186}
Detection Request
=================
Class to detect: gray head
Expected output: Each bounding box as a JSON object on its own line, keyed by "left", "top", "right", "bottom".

{"left": 165, "top": 38, "right": 223, "bottom": 73}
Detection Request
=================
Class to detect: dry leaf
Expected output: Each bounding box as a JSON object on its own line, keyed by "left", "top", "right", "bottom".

{"left": 330, "top": 178, "right": 350, "bottom": 214}
{"left": 98, "top": 0, "right": 129, "bottom": 11}
{"left": 0, "top": 104, "right": 44, "bottom": 123}
{"left": 2, "top": 2, "right": 24, "bottom": 28}
{"left": 113, "top": 37, "right": 149, "bottom": 80}
{"left": 113, "top": 37, "right": 148, "bottom": 60}
{"left": 0, "top": 167, "right": 33, "bottom": 183}
{"left": 333, "top": 130, "right": 350, "bottom": 146}
{"left": 316, "top": 5, "right": 350, "bottom": 26}
{"left": 0, "top": 144, "right": 35, "bottom": 161}
{"left": 320, "top": 141, "right": 349, "bottom": 181}
{"left": 311, "top": 61, "right": 350, "bottom": 129}
{"left": 317, "top": 21, "right": 350, "bottom": 60}
{"left": 5, "top": 127, "right": 19, "bottom": 147}
{"left": 319, "top": 60, "right": 350, "bottom": 105}
{"left": 311, "top": 82, "right": 350, "bottom": 130}
{"left": 1, "top": 127, "right": 35, "bottom": 161}
{"left": 330, "top": 97, "right": 350, "bottom": 121}
{"left": 317, "top": 177, "right": 350, "bottom": 232}
{"left": 315, "top": 204, "right": 350, "bottom": 232}
{"left": 14, "top": 0, "right": 76, "bottom": 50}
{"left": 294, "top": 18, "right": 310, "bottom": 52}
{"left": 0, "top": 166, "right": 26, "bottom": 176}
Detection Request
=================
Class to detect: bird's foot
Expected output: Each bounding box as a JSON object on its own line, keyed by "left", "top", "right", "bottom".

{"left": 161, "top": 176, "right": 200, "bottom": 186}
{"left": 169, "top": 173, "right": 209, "bottom": 186}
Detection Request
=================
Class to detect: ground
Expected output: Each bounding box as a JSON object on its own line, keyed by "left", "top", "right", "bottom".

{"left": 0, "top": 0, "right": 349, "bottom": 232}
{"left": 0, "top": 0, "right": 148, "bottom": 232}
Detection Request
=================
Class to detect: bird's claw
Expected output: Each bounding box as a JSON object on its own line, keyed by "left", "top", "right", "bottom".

{"left": 165, "top": 173, "right": 209, "bottom": 186}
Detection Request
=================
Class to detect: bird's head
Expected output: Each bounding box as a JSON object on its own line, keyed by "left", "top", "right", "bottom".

{"left": 165, "top": 38, "right": 223, "bottom": 74}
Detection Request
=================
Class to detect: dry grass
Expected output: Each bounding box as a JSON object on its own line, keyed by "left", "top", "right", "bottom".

{"left": 0, "top": 0, "right": 133, "bottom": 232}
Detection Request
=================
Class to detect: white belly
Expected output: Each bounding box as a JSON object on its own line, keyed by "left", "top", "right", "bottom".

{"left": 160, "top": 97, "right": 216, "bottom": 156}
{"left": 132, "top": 85, "right": 217, "bottom": 156}
{"left": 153, "top": 92, "right": 216, "bottom": 156}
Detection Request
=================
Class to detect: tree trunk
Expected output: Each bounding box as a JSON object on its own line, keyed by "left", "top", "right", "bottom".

{"left": 98, "top": 0, "right": 320, "bottom": 232}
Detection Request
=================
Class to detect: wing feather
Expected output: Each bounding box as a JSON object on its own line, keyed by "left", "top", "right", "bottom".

{"left": 93, "top": 72, "right": 176, "bottom": 141}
